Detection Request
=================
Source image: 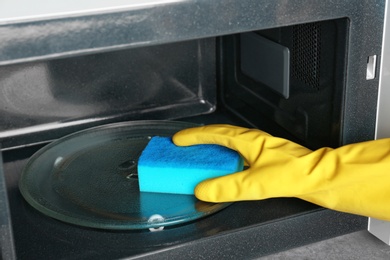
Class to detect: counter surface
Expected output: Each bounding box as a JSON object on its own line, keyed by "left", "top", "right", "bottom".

{"left": 260, "top": 230, "right": 390, "bottom": 259}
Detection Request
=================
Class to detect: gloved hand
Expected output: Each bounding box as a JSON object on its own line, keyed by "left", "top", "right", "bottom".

{"left": 173, "top": 124, "right": 390, "bottom": 221}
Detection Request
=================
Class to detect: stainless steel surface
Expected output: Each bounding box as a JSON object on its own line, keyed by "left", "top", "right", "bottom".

{"left": 0, "top": 0, "right": 182, "bottom": 23}
{"left": 376, "top": 0, "right": 390, "bottom": 141}
{"left": 370, "top": 0, "right": 390, "bottom": 244}
{"left": 0, "top": 0, "right": 384, "bottom": 65}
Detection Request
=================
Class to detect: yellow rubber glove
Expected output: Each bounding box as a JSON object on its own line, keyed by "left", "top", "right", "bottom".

{"left": 173, "top": 124, "right": 390, "bottom": 221}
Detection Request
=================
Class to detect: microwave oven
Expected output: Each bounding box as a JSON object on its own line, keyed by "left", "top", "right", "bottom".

{"left": 0, "top": 0, "right": 387, "bottom": 259}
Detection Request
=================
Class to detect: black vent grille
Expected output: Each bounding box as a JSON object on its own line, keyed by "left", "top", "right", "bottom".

{"left": 291, "top": 22, "right": 322, "bottom": 90}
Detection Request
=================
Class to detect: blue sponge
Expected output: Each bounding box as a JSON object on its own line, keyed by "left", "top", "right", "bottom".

{"left": 138, "top": 136, "right": 244, "bottom": 195}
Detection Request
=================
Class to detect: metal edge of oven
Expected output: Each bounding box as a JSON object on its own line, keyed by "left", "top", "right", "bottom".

{"left": 369, "top": 0, "right": 390, "bottom": 245}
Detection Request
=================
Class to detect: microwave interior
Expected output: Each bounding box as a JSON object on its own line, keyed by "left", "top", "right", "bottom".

{"left": 0, "top": 12, "right": 382, "bottom": 259}
{"left": 0, "top": 19, "right": 349, "bottom": 150}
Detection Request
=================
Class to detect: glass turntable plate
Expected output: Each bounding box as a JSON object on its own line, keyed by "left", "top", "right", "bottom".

{"left": 19, "top": 121, "right": 230, "bottom": 230}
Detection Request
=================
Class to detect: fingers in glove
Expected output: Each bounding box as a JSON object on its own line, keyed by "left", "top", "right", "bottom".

{"left": 173, "top": 124, "right": 311, "bottom": 163}
{"left": 173, "top": 124, "right": 270, "bottom": 161}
